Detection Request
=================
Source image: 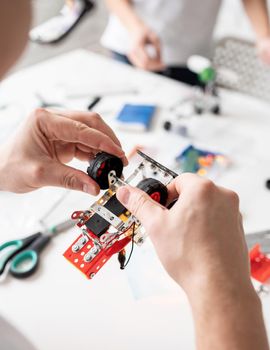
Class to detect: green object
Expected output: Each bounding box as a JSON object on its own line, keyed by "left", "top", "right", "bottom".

{"left": 0, "top": 218, "right": 74, "bottom": 279}
{"left": 0, "top": 240, "right": 23, "bottom": 273}
{"left": 49, "top": 226, "right": 57, "bottom": 234}
{"left": 182, "top": 149, "right": 200, "bottom": 173}
{"left": 0, "top": 232, "right": 44, "bottom": 278}
{"left": 10, "top": 250, "right": 38, "bottom": 275}
{"left": 199, "top": 67, "right": 216, "bottom": 83}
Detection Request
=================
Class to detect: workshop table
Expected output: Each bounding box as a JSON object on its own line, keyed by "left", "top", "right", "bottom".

{"left": 0, "top": 50, "right": 270, "bottom": 350}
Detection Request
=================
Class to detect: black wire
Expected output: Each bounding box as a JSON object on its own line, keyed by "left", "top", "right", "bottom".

{"left": 123, "top": 223, "right": 135, "bottom": 269}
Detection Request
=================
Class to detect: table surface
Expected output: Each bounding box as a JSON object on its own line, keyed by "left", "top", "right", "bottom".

{"left": 0, "top": 49, "right": 270, "bottom": 350}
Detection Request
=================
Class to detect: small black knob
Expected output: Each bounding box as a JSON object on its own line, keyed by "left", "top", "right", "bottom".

{"left": 163, "top": 121, "right": 172, "bottom": 131}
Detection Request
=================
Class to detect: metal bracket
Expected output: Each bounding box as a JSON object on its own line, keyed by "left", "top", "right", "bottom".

{"left": 90, "top": 202, "right": 124, "bottom": 229}
{"left": 88, "top": 151, "right": 176, "bottom": 237}
{"left": 90, "top": 171, "right": 141, "bottom": 233}
{"left": 137, "top": 150, "right": 178, "bottom": 179}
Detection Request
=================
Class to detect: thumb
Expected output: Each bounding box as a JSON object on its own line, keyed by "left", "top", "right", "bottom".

{"left": 116, "top": 185, "right": 165, "bottom": 231}
{"left": 44, "top": 162, "right": 100, "bottom": 195}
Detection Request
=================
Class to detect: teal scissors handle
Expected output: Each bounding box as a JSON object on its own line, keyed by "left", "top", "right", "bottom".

{"left": 0, "top": 219, "right": 74, "bottom": 279}
{"left": 9, "top": 234, "right": 51, "bottom": 279}
{"left": 0, "top": 233, "right": 41, "bottom": 276}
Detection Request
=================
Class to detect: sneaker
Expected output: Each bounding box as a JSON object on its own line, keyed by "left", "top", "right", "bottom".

{"left": 29, "top": 0, "right": 94, "bottom": 44}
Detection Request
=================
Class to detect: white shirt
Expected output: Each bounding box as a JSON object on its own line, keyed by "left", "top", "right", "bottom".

{"left": 101, "top": 0, "right": 222, "bottom": 66}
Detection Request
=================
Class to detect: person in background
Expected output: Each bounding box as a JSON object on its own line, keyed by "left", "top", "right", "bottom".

{"left": 0, "top": 1, "right": 269, "bottom": 350}
{"left": 102, "top": 0, "right": 270, "bottom": 85}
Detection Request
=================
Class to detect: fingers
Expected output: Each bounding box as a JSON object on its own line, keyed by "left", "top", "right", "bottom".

{"left": 130, "top": 47, "right": 164, "bottom": 71}
{"left": 56, "top": 110, "right": 122, "bottom": 147}
{"left": 166, "top": 173, "right": 218, "bottom": 211}
{"left": 42, "top": 161, "right": 100, "bottom": 195}
{"left": 75, "top": 149, "right": 95, "bottom": 162}
{"left": 116, "top": 185, "right": 166, "bottom": 232}
{"left": 43, "top": 110, "right": 128, "bottom": 166}
{"left": 129, "top": 46, "right": 149, "bottom": 69}
{"left": 38, "top": 110, "right": 125, "bottom": 159}
{"left": 136, "top": 44, "right": 150, "bottom": 64}
{"left": 167, "top": 174, "right": 241, "bottom": 218}
{"left": 129, "top": 36, "right": 164, "bottom": 72}
{"left": 147, "top": 31, "right": 161, "bottom": 61}
{"left": 167, "top": 173, "right": 204, "bottom": 200}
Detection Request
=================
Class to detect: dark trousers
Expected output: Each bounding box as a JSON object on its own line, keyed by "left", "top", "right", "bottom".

{"left": 111, "top": 51, "right": 203, "bottom": 87}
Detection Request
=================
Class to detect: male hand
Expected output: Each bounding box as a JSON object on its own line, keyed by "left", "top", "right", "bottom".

{"left": 117, "top": 174, "right": 252, "bottom": 294}
{"left": 0, "top": 108, "right": 127, "bottom": 194}
{"left": 128, "top": 25, "right": 164, "bottom": 71}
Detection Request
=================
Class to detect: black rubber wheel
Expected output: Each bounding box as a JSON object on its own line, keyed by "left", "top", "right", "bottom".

{"left": 163, "top": 121, "right": 172, "bottom": 131}
{"left": 87, "top": 152, "right": 123, "bottom": 190}
{"left": 136, "top": 178, "right": 168, "bottom": 206}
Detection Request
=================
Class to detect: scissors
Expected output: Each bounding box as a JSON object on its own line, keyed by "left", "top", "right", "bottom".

{"left": 0, "top": 219, "right": 74, "bottom": 279}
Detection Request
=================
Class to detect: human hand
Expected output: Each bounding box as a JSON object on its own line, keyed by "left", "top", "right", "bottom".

{"left": 0, "top": 108, "right": 127, "bottom": 194}
{"left": 128, "top": 24, "right": 164, "bottom": 71}
{"left": 118, "top": 174, "right": 268, "bottom": 350}
{"left": 117, "top": 174, "right": 252, "bottom": 295}
{"left": 257, "top": 37, "right": 270, "bottom": 64}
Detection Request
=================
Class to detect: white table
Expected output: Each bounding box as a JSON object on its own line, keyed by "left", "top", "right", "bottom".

{"left": 0, "top": 50, "right": 270, "bottom": 350}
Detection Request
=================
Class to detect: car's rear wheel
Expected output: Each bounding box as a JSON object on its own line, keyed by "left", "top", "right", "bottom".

{"left": 136, "top": 178, "right": 168, "bottom": 206}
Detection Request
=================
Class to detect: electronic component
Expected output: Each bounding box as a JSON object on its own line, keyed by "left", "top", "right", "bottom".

{"left": 175, "top": 144, "right": 230, "bottom": 177}
{"left": 85, "top": 194, "right": 127, "bottom": 237}
{"left": 187, "top": 55, "right": 220, "bottom": 115}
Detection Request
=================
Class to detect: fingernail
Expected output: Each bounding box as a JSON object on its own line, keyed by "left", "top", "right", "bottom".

{"left": 122, "top": 156, "right": 129, "bottom": 166}
{"left": 117, "top": 186, "right": 130, "bottom": 206}
{"left": 83, "top": 184, "right": 97, "bottom": 195}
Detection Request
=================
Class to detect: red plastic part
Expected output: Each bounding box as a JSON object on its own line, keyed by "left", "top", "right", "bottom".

{"left": 63, "top": 231, "right": 131, "bottom": 279}
{"left": 150, "top": 191, "right": 161, "bottom": 203}
{"left": 100, "top": 161, "right": 106, "bottom": 169}
{"left": 97, "top": 161, "right": 106, "bottom": 177}
{"left": 249, "top": 244, "right": 270, "bottom": 283}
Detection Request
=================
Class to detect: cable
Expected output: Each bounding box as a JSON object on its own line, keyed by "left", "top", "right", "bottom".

{"left": 122, "top": 223, "right": 135, "bottom": 269}
{"left": 103, "top": 223, "right": 136, "bottom": 269}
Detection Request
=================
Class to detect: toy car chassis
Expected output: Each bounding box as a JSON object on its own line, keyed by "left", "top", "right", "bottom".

{"left": 63, "top": 150, "right": 177, "bottom": 279}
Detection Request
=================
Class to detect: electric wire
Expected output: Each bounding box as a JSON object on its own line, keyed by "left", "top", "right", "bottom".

{"left": 122, "top": 223, "right": 136, "bottom": 269}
